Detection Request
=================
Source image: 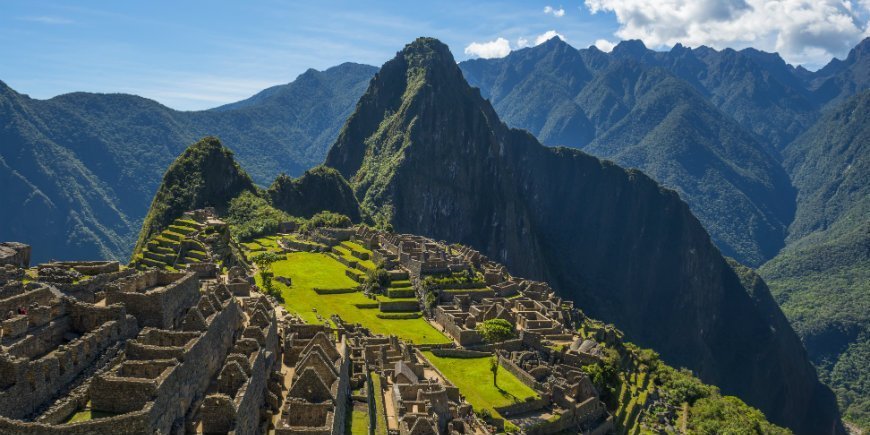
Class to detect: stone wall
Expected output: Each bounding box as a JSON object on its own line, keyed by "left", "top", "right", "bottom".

{"left": 0, "top": 313, "right": 138, "bottom": 419}
{"left": 430, "top": 348, "right": 491, "bottom": 358}
{"left": 54, "top": 269, "right": 137, "bottom": 303}
{"left": 37, "top": 262, "right": 120, "bottom": 276}
{"left": 105, "top": 271, "right": 199, "bottom": 328}
{"left": 498, "top": 355, "right": 545, "bottom": 392}
{"left": 494, "top": 397, "right": 550, "bottom": 417}
{"left": 89, "top": 290, "right": 243, "bottom": 433}
{"left": 377, "top": 300, "right": 419, "bottom": 312}
{"left": 0, "top": 242, "right": 31, "bottom": 268}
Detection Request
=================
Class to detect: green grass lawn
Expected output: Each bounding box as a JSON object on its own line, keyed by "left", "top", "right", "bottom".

{"left": 345, "top": 405, "right": 370, "bottom": 435}
{"left": 342, "top": 240, "right": 371, "bottom": 253}
{"left": 63, "top": 403, "right": 116, "bottom": 423}
{"left": 372, "top": 372, "right": 388, "bottom": 435}
{"left": 265, "top": 252, "right": 450, "bottom": 345}
{"left": 422, "top": 351, "right": 539, "bottom": 420}
{"left": 334, "top": 245, "right": 377, "bottom": 270}
{"left": 254, "top": 235, "right": 281, "bottom": 248}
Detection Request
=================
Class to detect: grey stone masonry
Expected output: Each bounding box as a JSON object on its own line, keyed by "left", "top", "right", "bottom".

{"left": 105, "top": 270, "right": 199, "bottom": 329}
{"left": 0, "top": 242, "right": 31, "bottom": 268}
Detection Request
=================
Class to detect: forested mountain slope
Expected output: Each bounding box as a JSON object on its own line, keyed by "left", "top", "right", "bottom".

{"left": 326, "top": 37, "right": 843, "bottom": 435}
{"left": 0, "top": 63, "right": 376, "bottom": 262}
{"left": 760, "top": 91, "right": 870, "bottom": 427}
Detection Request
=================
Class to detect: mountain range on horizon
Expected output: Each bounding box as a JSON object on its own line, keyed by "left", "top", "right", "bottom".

{"left": 1, "top": 35, "right": 868, "bottom": 430}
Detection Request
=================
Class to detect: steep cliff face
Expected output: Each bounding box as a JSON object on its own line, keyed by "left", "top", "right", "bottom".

{"left": 460, "top": 40, "right": 797, "bottom": 266}
{"left": 267, "top": 166, "right": 361, "bottom": 221}
{"left": 133, "top": 136, "right": 255, "bottom": 256}
{"left": 326, "top": 37, "right": 843, "bottom": 434}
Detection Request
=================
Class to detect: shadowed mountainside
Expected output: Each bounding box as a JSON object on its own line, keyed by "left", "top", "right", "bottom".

{"left": 325, "top": 37, "right": 844, "bottom": 434}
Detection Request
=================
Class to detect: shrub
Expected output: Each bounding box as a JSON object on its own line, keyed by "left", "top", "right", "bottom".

{"left": 478, "top": 319, "right": 515, "bottom": 343}
{"left": 227, "top": 191, "right": 297, "bottom": 241}
{"left": 300, "top": 211, "right": 352, "bottom": 232}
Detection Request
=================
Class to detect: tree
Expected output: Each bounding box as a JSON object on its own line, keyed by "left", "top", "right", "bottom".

{"left": 478, "top": 319, "right": 513, "bottom": 387}
{"left": 251, "top": 251, "right": 283, "bottom": 297}
{"left": 490, "top": 354, "right": 500, "bottom": 386}
{"left": 478, "top": 318, "right": 515, "bottom": 344}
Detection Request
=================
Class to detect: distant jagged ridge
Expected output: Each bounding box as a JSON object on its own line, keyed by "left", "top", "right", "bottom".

{"left": 461, "top": 37, "right": 819, "bottom": 267}
{"left": 326, "top": 37, "right": 844, "bottom": 435}
{"left": 0, "top": 63, "right": 376, "bottom": 263}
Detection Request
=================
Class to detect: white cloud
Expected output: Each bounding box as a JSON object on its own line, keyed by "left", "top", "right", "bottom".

{"left": 464, "top": 37, "right": 512, "bottom": 59}
{"left": 466, "top": 31, "right": 567, "bottom": 59}
{"left": 534, "top": 30, "right": 566, "bottom": 45}
{"left": 594, "top": 39, "right": 617, "bottom": 52}
{"left": 584, "top": 0, "right": 870, "bottom": 67}
{"left": 18, "top": 16, "right": 74, "bottom": 25}
{"left": 544, "top": 5, "right": 566, "bottom": 17}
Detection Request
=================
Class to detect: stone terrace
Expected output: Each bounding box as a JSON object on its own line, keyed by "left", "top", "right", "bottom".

{"left": 0, "top": 243, "right": 285, "bottom": 434}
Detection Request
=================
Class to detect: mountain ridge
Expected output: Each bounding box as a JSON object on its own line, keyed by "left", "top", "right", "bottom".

{"left": 460, "top": 41, "right": 798, "bottom": 266}
{"left": 0, "top": 64, "right": 376, "bottom": 263}
{"left": 326, "top": 36, "right": 843, "bottom": 434}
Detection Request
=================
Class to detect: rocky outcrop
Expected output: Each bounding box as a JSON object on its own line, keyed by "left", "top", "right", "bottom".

{"left": 325, "top": 37, "right": 844, "bottom": 434}
{"left": 132, "top": 137, "right": 255, "bottom": 258}
{"left": 268, "top": 166, "right": 361, "bottom": 221}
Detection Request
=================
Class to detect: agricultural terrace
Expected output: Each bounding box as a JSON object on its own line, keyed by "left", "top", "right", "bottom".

{"left": 422, "top": 351, "right": 539, "bottom": 420}
{"left": 260, "top": 251, "right": 451, "bottom": 345}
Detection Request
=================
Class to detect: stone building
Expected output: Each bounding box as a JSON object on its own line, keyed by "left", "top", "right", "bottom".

{"left": 275, "top": 323, "right": 350, "bottom": 435}
{"left": 0, "top": 248, "right": 283, "bottom": 435}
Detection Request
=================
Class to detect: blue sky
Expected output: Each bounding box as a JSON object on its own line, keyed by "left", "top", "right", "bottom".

{"left": 2, "top": 0, "right": 867, "bottom": 110}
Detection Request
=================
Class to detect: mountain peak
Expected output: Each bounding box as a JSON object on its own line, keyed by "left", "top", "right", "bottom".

{"left": 326, "top": 37, "right": 484, "bottom": 179}
{"left": 132, "top": 136, "right": 255, "bottom": 256}
{"left": 538, "top": 35, "right": 569, "bottom": 49}
{"left": 399, "top": 37, "right": 456, "bottom": 69}
{"left": 848, "top": 36, "right": 870, "bottom": 60}
{"left": 612, "top": 39, "right": 649, "bottom": 57}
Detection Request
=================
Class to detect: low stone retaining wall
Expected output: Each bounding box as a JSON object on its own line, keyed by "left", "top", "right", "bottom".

{"left": 430, "top": 348, "right": 491, "bottom": 358}
{"left": 313, "top": 287, "right": 359, "bottom": 295}
{"left": 377, "top": 300, "right": 420, "bottom": 312}
{"left": 376, "top": 312, "right": 422, "bottom": 320}
{"left": 494, "top": 397, "right": 549, "bottom": 417}
{"left": 386, "top": 288, "right": 415, "bottom": 298}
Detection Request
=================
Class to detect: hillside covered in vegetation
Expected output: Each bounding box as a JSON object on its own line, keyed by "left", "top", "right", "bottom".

{"left": 325, "top": 37, "right": 842, "bottom": 434}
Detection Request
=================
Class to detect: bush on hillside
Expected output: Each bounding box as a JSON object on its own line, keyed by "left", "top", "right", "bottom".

{"left": 226, "top": 191, "right": 298, "bottom": 241}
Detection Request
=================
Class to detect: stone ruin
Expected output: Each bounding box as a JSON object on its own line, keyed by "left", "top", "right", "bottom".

{"left": 0, "top": 242, "right": 31, "bottom": 269}
{"left": 275, "top": 323, "right": 349, "bottom": 435}
{"left": 377, "top": 233, "right": 468, "bottom": 277}
{"left": 341, "top": 329, "right": 479, "bottom": 435}
{"left": 0, "top": 242, "right": 284, "bottom": 434}
{"left": 0, "top": 223, "right": 625, "bottom": 434}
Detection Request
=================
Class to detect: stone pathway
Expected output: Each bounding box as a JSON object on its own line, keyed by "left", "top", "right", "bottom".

{"left": 382, "top": 377, "right": 399, "bottom": 431}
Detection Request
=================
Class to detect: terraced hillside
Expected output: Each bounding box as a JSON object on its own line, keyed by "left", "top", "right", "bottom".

{"left": 240, "top": 235, "right": 450, "bottom": 346}
{"left": 132, "top": 216, "right": 212, "bottom": 270}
